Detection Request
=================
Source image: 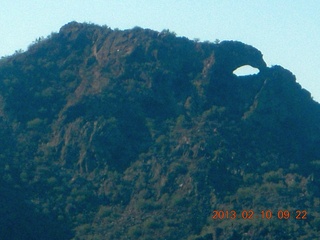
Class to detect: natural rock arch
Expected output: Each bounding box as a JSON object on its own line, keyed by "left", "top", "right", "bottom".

{"left": 212, "top": 41, "right": 267, "bottom": 76}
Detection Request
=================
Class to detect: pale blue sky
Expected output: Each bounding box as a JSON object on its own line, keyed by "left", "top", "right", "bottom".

{"left": 1, "top": 1, "right": 319, "bottom": 101}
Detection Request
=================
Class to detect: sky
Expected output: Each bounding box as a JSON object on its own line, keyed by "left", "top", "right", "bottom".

{"left": 1, "top": 0, "right": 320, "bottom": 102}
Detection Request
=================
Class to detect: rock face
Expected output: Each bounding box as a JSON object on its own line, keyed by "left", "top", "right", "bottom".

{"left": 212, "top": 40, "right": 267, "bottom": 75}
{"left": 0, "top": 22, "right": 320, "bottom": 239}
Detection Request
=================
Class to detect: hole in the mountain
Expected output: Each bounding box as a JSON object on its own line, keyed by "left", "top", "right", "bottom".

{"left": 233, "top": 65, "right": 259, "bottom": 76}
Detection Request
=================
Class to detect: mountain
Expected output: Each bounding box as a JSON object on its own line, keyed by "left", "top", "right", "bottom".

{"left": 0, "top": 21, "right": 320, "bottom": 239}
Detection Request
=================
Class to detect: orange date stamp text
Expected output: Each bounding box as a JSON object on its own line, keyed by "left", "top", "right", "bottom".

{"left": 212, "top": 210, "right": 307, "bottom": 220}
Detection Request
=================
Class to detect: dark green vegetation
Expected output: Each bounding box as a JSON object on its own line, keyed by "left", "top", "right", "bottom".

{"left": 0, "top": 22, "right": 320, "bottom": 239}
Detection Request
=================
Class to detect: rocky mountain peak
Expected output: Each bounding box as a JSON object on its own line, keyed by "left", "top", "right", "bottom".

{"left": 0, "top": 22, "right": 319, "bottom": 239}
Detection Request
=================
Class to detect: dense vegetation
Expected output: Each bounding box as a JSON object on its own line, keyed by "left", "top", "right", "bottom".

{"left": 0, "top": 22, "right": 320, "bottom": 239}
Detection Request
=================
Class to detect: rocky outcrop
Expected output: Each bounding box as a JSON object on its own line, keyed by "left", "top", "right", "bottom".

{"left": 212, "top": 40, "right": 267, "bottom": 75}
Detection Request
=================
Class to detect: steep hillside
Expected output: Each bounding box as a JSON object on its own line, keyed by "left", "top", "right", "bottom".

{"left": 0, "top": 22, "right": 320, "bottom": 239}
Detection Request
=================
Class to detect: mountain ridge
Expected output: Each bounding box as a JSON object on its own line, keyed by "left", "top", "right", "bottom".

{"left": 0, "top": 21, "right": 320, "bottom": 239}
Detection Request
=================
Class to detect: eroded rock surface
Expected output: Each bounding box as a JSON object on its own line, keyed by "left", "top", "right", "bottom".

{"left": 212, "top": 40, "right": 267, "bottom": 75}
